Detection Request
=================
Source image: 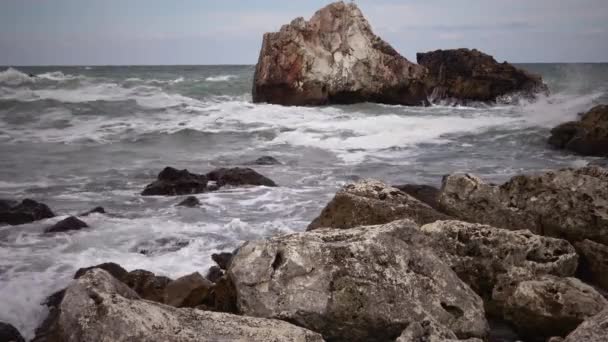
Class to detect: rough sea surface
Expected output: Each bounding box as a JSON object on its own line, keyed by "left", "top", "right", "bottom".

{"left": 0, "top": 64, "right": 607, "bottom": 339}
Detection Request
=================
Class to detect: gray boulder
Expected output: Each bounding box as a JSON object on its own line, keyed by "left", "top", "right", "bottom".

{"left": 36, "top": 269, "right": 325, "bottom": 342}
{"left": 229, "top": 219, "right": 489, "bottom": 341}
{"left": 561, "top": 308, "right": 608, "bottom": 342}
{"left": 308, "top": 179, "right": 450, "bottom": 231}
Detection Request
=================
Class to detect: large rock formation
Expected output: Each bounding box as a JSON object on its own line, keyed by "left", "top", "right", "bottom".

{"left": 252, "top": 1, "right": 428, "bottom": 106}
{"left": 308, "top": 179, "right": 450, "bottom": 230}
{"left": 0, "top": 198, "right": 54, "bottom": 225}
{"left": 36, "top": 269, "right": 325, "bottom": 342}
{"left": 229, "top": 219, "right": 489, "bottom": 341}
{"left": 417, "top": 48, "right": 548, "bottom": 103}
{"left": 560, "top": 308, "right": 608, "bottom": 342}
{"left": 438, "top": 166, "right": 608, "bottom": 245}
{"left": 548, "top": 104, "right": 608, "bottom": 157}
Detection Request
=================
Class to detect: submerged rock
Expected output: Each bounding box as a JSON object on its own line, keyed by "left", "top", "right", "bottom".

{"left": 141, "top": 167, "right": 209, "bottom": 196}
{"left": 0, "top": 322, "right": 25, "bottom": 342}
{"left": 79, "top": 206, "right": 106, "bottom": 216}
{"left": 252, "top": 1, "right": 428, "bottom": 106}
{"left": 575, "top": 239, "right": 608, "bottom": 291}
{"left": 36, "top": 269, "right": 324, "bottom": 342}
{"left": 206, "top": 167, "right": 277, "bottom": 187}
{"left": 0, "top": 199, "right": 54, "bottom": 226}
{"left": 247, "top": 156, "right": 281, "bottom": 165}
{"left": 176, "top": 196, "right": 201, "bottom": 207}
{"left": 548, "top": 105, "right": 608, "bottom": 156}
{"left": 230, "top": 219, "right": 489, "bottom": 341}
{"left": 308, "top": 179, "right": 450, "bottom": 230}
{"left": 438, "top": 166, "right": 608, "bottom": 245}
{"left": 132, "top": 237, "right": 190, "bottom": 256}
{"left": 44, "top": 216, "right": 88, "bottom": 233}
{"left": 561, "top": 308, "right": 608, "bottom": 342}
{"left": 417, "top": 48, "right": 548, "bottom": 103}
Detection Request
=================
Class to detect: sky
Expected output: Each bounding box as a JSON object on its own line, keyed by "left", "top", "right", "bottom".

{"left": 1, "top": 0, "right": 607, "bottom": 65}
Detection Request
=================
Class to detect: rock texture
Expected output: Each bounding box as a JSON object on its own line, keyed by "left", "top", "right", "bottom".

{"left": 549, "top": 105, "right": 608, "bottom": 157}
{"left": 122, "top": 269, "right": 172, "bottom": 303}
{"left": 141, "top": 167, "right": 209, "bottom": 196}
{"left": 36, "top": 269, "right": 325, "bottom": 342}
{"left": 163, "top": 272, "right": 213, "bottom": 307}
{"left": 0, "top": 199, "right": 54, "bottom": 225}
{"left": 575, "top": 239, "right": 608, "bottom": 291}
{"left": 438, "top": 166, "right": 608, "bottom": 245}
{"left": 230, "top": 219, "right": 489, "bottom": 341}
{"left": 0, "top": 322, "right": 25, "bottom": 342}
{"left": 417, "top": 48, "right": 548, "bottom": 103}
{"left": 396, "top": 319, "right": 483, "bottom": 342}
{"left": 247, "top": 156, "right": 281, "bottom": 165}
{"left": 394, "top": 184, "right": 442, "bottom": 211}
{"left": 308, "top": 179, "right": 450, "bottom": 230}
{"left": 252, "top": 1, "right": 428, "bottom": 106}
{"left": 561, "top": 308, "right": 608, "bottom": 342}
{"left": 206, "top": 167, "right": 277, "bottom": 187}
{"left": 420, "top": 220, "right": 578, "bottom": 313}
{"left": 44, "top": 216, "right": 88, "bottom": 233}
{"left": 501, "top": 276, "right": 607, "bottom": 340}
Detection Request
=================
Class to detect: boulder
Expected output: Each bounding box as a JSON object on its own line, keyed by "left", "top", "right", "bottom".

{"left": 35, "top": 269, "right": 325, "bottom": 342}
{"left": 417, "top": 48, "right": 548, "bottom": 103}
{"left": 74, "top": 262, "right": 128, "bottom": 282}
{"left": 206, "top": 266, "right": 224, "bottom": 283}
{"left": 396, "top": 318, "right": 483, "bottom": 342}
{"left": 501, "top": 275, "right": 607, "bottom": 340}
{"left": 393, "top": 184, "right": 442, "bottom": 211}
{"left": 252, "top": 1, "right": 428, "bottom": 106}
{"left": 420, "top": 220, "right": 578, "bottom": 314}
{"left": 575, "top": 239, "right": 608, "bottom": 291}
{"left": 229, "top": 219, "right": 489, "bottom": 341}
{"left": 0, "top": 322, "right": 25, "bottom": 342}
{"left": 206, "top": 167, "right": 277, "bottom": 187}
{"left": 141, "top": 167, "right": 209, "bottom": 196}
{"left": 548, "top": 105, "right": 608, "bottom": 157}
{"left": 79, "top": 206, "right": 106, "bottom": 216}
{"left": 438, "top": 166, "right": 608, "bottom": 245}
{"left": 44, "top": 216, "right": 88, "bottom": 233}
{"left": 163, "top": 272, "right": 213, "bottom": 307}
{"left": 176, "top": 196, "right": 201, "bottom": 207}
{"left": 308, "top": 179, "right": 451, "bottom": 230}
{"left": 561, "top": 308, "right": 608, "bottom": 342}
{"left": 0, "top": 199, "right": 54, "bottom": 225}
{"left": 123, "top": 269, "right": 172, "bottom": 302}
{"left": 247, "top": 156, "right": 281, "bottom": 165}
{"left": 212, "top": 252, "right": 234, "bottom": 270}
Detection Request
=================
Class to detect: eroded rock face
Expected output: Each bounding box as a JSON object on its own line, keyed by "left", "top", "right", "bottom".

{"left": 252, "top": 1, "right": 428, "bottom": 106}
{"left": 417, "top": 48, "right": 548, "bottom": 103}
{"left": 0, "top": 199, "right": 54, "bottom": 225}
{"left": 230, "top": 219, "right": 489, "bottom": 341}
{"left": 141, "top": 167, "right": 209, "bottom": 196}
{"left": 501, "top": 276, "right": 607, "bottom": 340}
{"left": 562, "top": 308, "right": 608, "bottom": 342}
{"left": 37, "top": 269, "right": 325, "bottom": 342}
{"left": 575, "top": 239, "right": 608, "bottom": 291}
{"left": 420, "top": 220, "right": 578, "bottom": 313}
{"left": 549, "top": 105, "right": 608, "bottom": 157}
{"left": 308, "top": 179, "right": 450, "bottom": 230}
{"left": 438, "top": 166, "right": 608, "bottom": 245}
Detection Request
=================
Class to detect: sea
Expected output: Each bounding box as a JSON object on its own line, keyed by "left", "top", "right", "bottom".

{"left": 0, "top": 64, "right": 607, "bottom": 339}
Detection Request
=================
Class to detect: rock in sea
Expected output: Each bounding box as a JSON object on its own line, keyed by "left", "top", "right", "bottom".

{"left": 44, "top": 216, "right": 88, "bottom": 233}
{"left": 548, "top": 104, "right": 608, "bottom": 157}
{"left": 0, "top": 199, "right": 54, "bottom": 226}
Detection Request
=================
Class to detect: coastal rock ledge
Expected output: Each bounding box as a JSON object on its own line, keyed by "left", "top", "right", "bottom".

{"left": 252, "top": 1, "right": 428, "bottom": 106}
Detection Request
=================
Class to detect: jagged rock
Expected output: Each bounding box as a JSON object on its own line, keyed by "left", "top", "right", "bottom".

{"left": 35, "top": 269, "right": 325, "bottom": 342}
{"left": 420, "top": 220, "right": 578, "bottom": 314}
{"left": 141, "top": 167, "right": 209, "bottom": 196}
{"left": 206, "top": 266, "right": 224, "bottom": 283}
{"left": 206, "top": 167, "right": 276, "bottom": 187}
{"left": 549, "top": 105, "right": 608, "bottom": 157}
{"left": 79, "top": 206, "right": 105, "bottom": 216}
{"left": 396, "top": 318, "right": 483, "bottom": 342}
{"left": 417, "top": 48, "right": 548, "bottom": 103}
{"left": 0, "top": 322, "right": 25, "bottom": 342}
{"left": 163, "top": 272, "right": 213, "bottom": 307}
{"left": 393, "top": 184, "right": 442, "bottom": 211}
{"left": 44, "top": 216, "right": 88, "bottom": 233}
{"left": 229, "top": 219, "right": 489, "bottom": 341}
{"left": 308, "top": 179, "right": 451, "bottom": 230}
{"left": 575, "top": 239, "right": 608, "bottom": 291}
{"left": 247, "top": 156, "right": 281, "bottom": 165}
{"left": 74, "top": 262, "right": 128, "bottom": 282}
{"left": 252, "top": 1, "right": 428, "bottom": 106}
{"left": 500, "top": 275, "right": 607, "bottom": 340}
{"left": 132, "top": 237, "right": 190, "bottom": 256}
{"left": 212, "top": 252, "right": 234, "bottom": 270}
{"left": 176, "top": 196, "right": 201, "bottom": 207}
{"left": 123, "top": 269, "right": 172, "bottom": 302}
{"left": 0, "top": 199, "right": 54, "bottom": 225}
{"left": 205, "top": 275, "right": 238, "bottom": 314}
{"left": 438, "top": 166, "right": 608, "bottom": 245}
{"left": 562, "top": 308, "right": 608, "bottom": 342}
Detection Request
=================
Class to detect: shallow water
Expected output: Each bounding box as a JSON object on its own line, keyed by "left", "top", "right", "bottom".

{"left": 0, "top": 63, "right": 607, "bottom": 339}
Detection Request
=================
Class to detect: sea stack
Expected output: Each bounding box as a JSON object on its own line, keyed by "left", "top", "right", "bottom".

{"left": 252, "top": 1, "right": 428, "bottom": 106}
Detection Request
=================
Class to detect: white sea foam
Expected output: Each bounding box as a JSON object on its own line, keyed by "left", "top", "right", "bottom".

{"left": 0, "top": 67, "right": 34, "bottom": 86}
{"left": 36, "top": 71, "right": 85, "bottom": 82}
{"left": 205, "top": 75, "right": 237, "bottom": 82}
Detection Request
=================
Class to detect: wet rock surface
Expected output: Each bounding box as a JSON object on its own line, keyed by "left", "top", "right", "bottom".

{"left": 575, "top": 239, "right": 608, "bottom": 291}
{"left": 0, "top": 322, "right": 25, "bottom": 342}
{"left": 561, "top": 308, "right": 608, "bottom": 342}
{"left": 206, "top": 167, "right": 277, "bottom": 187}
{"left": 308, "top": 179, "right": 450, "bottom": 230}
{"left": 247, "top": 156, "right": 281, "bottom": 165}
{"left": 230, "top": 219, "right": 489, "bottom": 341}
{"left": 549, "top": 105, "right": 608, "bottom": 157}
{"left": 44, "top": 216, "right": 88, "bottom": 233}
{"left": 0, "top": 199, "right": 54, "bottom": 226}
{"left": 141, "top": 167, "right": 209, "bottom": 196}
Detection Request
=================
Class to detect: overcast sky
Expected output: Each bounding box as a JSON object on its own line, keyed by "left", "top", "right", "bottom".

{"left": 1, "top": 0, "right": 607, "bottom": 65}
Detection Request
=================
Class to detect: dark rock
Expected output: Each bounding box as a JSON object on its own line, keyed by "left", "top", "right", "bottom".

{"left": 562, "top": 308, "right": 608, "bottom": 342}
{"left": 417, "top": 48, "right": 548, "bottom": 103}
{"left": 123, "top": 269, "right": 172, "bottom": 302}
{"left": 79, "top": 206, "right": 105, "bottom": 216}
{"left": 141, "top": 167, "right": 208, "bottom": 196}
{"left": 548, "top": 105, "right": 608, "bottom": 157}
{"left": 206, "top": 275, "right": 238, "bottom": 314}
{"left": 206, "top": 266, "right": 224, "bottom": 283}
{"left": 393, "top": 184, "right": 442, "bottom": 211}
{"left": 575, "top": 239, "right": 608, "bottom": 291}
{"left": 163, "top": 272, "right": 213, "bottom": 307}
{"left": 0, "top": 199, "right": 54, "bottom": 226}
{"left": 133, "top": 237, "right": 190, "bottom": 256}
{"left": 252, "top": 2, "right": 428, "bottom": 106}
{"left": 73, "top": 262, "right": 128, "bottom": 282}
{"left": 206, "top": 167, "right": 277, "bottom": 187}
{"left": 176, "top": 196, "right": 201, "bottom": 208}
{"left": 0, "top": 322, "right": 25, "bottom": 342}
{"left": 211, "top": 252, "right": 233, "bottom": 270}
{"left": 247, "top": 156, "right": 281, "bottom": 165}
{"left": 44, "top": 216, "right": 88, "bottom": 233}
{"left": 308, "top": 179, "right": 451, "bottom": 230}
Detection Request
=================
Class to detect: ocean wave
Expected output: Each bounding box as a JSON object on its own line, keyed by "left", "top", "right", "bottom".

{"left": 0, "top": 67, "right": 35, "bottom": 86}
{"left": 36, "top": 71, "right": 86, "bottom": 82}
{"left": 205, "top": 75, "right": 237, "bottom": 82}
